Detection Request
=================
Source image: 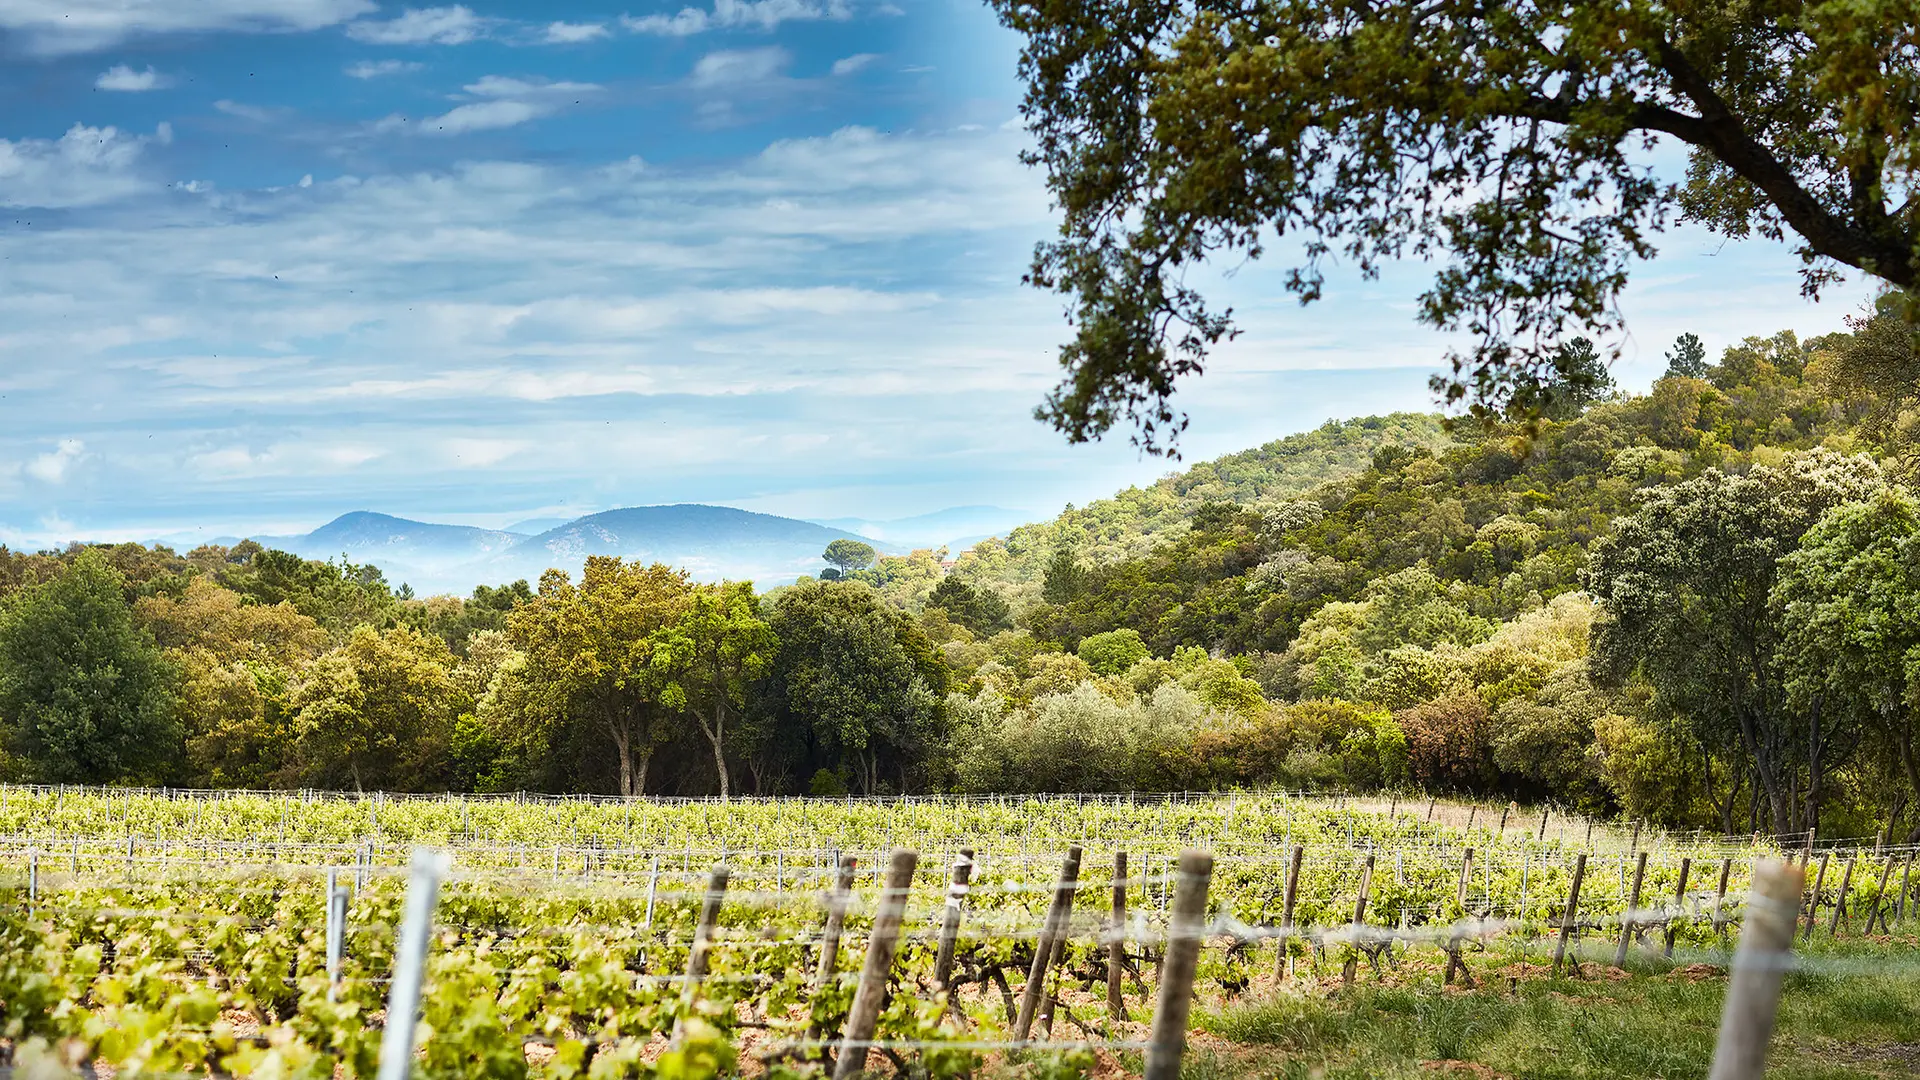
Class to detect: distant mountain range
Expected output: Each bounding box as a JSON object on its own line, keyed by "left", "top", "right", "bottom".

{"left": 242, "top": 505, "right": 906, "bottom": 596}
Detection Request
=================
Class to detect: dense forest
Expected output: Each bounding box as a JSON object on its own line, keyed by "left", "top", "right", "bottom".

{"left": 6, "top": 307, "right": 1920, "bottom": 841}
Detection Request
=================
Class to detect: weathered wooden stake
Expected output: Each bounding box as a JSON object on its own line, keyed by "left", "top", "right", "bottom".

{"left": 1802, "top": 852, "right": 1830, "bottom": 942}
{"left": 1706, "top": 859, "right": 1805, "bottom": 1080}
{"left": 813, "top": 855, "right": 858, "bottom": 992}
{"left": 1712, "top": 857, "right": 1733, "bottom": 939}
{"left": 1013, "top": 846, "right": 1082, "bottom": 1041}
{"left": 671, "top": 865, "right": 730, "bottom": 1043}
{"left": 1341, "top": 855, "right": 1375, "bottom": 987}
{"left": 1828, "top": 856, "right": 1856, "bottom": 937}
{"left": 932, "top": 849, "right": 973, "bottom": 1002}
{"left": 1900, "top": 850, "right": 1915, "bottom": 922}
{"left": 1539, "top": 808, "right": 1551, "bottom": 842}
{"left": 830, "top": 849, "right": 918, "bottom": 1080}
{"left": 1108, "top": 850, "right": 1128, "bottom": 1021}
{"left": 1864, "top": 857, "right": 1893, "bottom": 933}
{"left": 1143, "top": 850, "right": 1212, "bottom": 1080}
{"left": 1275, "top": 845, "right": 1303, "bottom": 982}
{"left": 1664, "top": 857, "right": 1692, "bottom": 959}
{"left": 1552, "top": 852, "right": 1587, "bottom": 977}
{"left": 1445, "top": 847, "right": 1476, "bottom": 986}
{"left": 1614, "top": 850, "right": 1648, "bottom": 969}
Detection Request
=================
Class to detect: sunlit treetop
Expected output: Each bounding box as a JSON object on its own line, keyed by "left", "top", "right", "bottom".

{"left": 992, "top": 0, "right": 1920, "bottom": 453}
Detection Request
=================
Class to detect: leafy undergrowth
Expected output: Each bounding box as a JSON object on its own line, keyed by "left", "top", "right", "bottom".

{"left": 1184, "top": 936, "right": 1920, "bottom": 1080}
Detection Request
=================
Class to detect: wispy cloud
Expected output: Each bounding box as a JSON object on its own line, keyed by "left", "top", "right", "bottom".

{"left": 0, "top": 122, "right": 169, "bottom": 208}
{"left": 214, "top": 100, "right": 285, "bottom": 123}
{"left": 345, "top": 4, "right": 486, "bottom": 45}
{"left": 622, "top": 0, "right": 849, "bottom": 36}
{"left": 94, "top": 64, "right": 171, "bottom": 91}
{"left": 373, "top": 75, "right": 601, "bottom": 136}
{"left": 345, "top": 58, "right": 424, "bottom": 79}
{"left": 689, "top": 46, "right": 790, "bottom": 89}
{"left": 830, "top": 53, "right": 877, "bottom": 76}
{"left": 0, "top": 0, "right": 374, "bottom": 53}
{"left": 542, "top": 20, "right": 607, "bottom": 43}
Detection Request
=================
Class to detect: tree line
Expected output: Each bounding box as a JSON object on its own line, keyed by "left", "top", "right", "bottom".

{"left": 9, "top": 306, "right": 1920, "bottom": 840}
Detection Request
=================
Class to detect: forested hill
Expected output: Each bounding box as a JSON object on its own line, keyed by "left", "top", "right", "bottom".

{"left": 10, "top": 313, "right": 1920, "bottom": 846}
{"left": 952, "top": 412, "right": 1452, "bottom": 597}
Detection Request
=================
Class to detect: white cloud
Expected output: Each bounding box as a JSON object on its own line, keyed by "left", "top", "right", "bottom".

{"left": 0, "top": 122, "right": 166, "bottom": 208}
{"left": 622, "top": 0, "right": 849, "bottom": 36}
{"left": 345, "top": 5, "right": 485, "bottom": 45}
{"left": 689, "top": 46, "right": 790, "bottom": 88}
{"left": 214, "top": 99, "right": 282, "bottom": 123}
{"left": 542, "top": 20, "right": 607, "bottom": 43}
{"left": 94, "top": 64, "right": 171, "bottom": 91}
{"left": 829, "top": 53, "right": 876, "bottom": 76}
{"left": 377, "top": 75, "right": 600, "bottom": 136}
{"left": 345, "top": 58, "right": 423, "bottom": 78}
{"left": 0, "top": 0, "right": 374, "bottom": 54}
{"left": 24, "top": 439, "right": 84, "bottom": 483}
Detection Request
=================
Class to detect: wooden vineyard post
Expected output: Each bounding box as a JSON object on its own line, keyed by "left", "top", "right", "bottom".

{"left": 1552, "top": 852, "right": 1587, "bottom": 977}
{"left": 1828, "top": 856, "right": 1856, "bottom": 937}
{"left": 1614, "top": 850, "right": 1648, "bottom": 969}
{"left": 671, "top": 865, "right": 730, "bottom": 1044}
{"left": 1445, "top": 847, "right": 1475, "bottom": 987}
{"left": 1899, "top": 851, "right": 1915, "bottom": 923}
{"left": 374, "top": 849, "right": 449, "bottom": 1080}
{"left": 814, "top": 855, "right": 858, "bottom": 992}
{"left": 1108, "top": 850, "right": 1128, "bottom": 1021}
{"left": 1426, "top": 796, "right": 1437, "bottom": 822}
{"left": 1712, "top": 858, "right": 1733, "bottom": 939}
{"left": 1013, "top": 846, "right": 1082, "bottom": 1041}
{"left": 1664, "top": 857, "right": 1692, "bottom": 959}
{"left": 1498, "top": 804, "right": 1512, "bottom": 837}
{"left": 831, "top": 849, "right": 918, "bottom": 1080}
{"left": 1802, "top": 852, "right": 1829, "bottom": 943}
{"left": 1143, "top": 850, "right": 1213, "bottom": 1080}
{"left": 1629, "top": 819, "right": 1642, "bottom": 855}
{"left": 933, "top": 849, "right": 973, "bottom": 1004}
{"left": 1275, "top": 845, "right": 1303, "bottom": 982}
{"left": 1539, "top": 808, "right": 1550, "bottom": 842}
{"left": 1341, "top": 855, "right": 1374, "bottom": 988}
{"left": 1707, "top": 859, "right": 1806, "bottom": 1080}
{"left": 1864, "top": 857, "right": 1894, "bottom": 933}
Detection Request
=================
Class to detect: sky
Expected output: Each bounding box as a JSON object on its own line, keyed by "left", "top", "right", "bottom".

{"left": 0, "top": 0, "right": 1882, "bottom": 548}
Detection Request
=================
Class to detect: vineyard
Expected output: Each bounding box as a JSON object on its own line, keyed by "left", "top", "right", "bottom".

{"left": 0, "top": 788, "right": 1904, "bottom": 1078}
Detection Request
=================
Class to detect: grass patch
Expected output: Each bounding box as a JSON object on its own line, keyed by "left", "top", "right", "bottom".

{"left": 1187, "top": 937, "right": 1920, "bottom": 1079}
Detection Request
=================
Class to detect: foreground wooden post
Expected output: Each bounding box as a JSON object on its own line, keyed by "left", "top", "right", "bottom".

{"left": 672, "top": 864, "right": 730, "bottom": 1043}
{"left": 1013, "top": 846, "right": 1082, "bottom": 1041}
{"left": 814, "top": 855, "right": 858, "bottom": 991}
{"left": 1144, "top": 850, "right": 1213, "bottom": 1080}
{"left": 1614, "top": 850, "right": 1648, "bottom": 969}
{"left": 1706, "top": 859, "right": 1805, "bottom": 1080}
{"left": 1341, "top": 855, "right": 1375, "bottom": 987}
{"left": 933, "top": 849, "right": 973, "bottom": 1000}
{"left": 1552, "top": 852, "right": 1587, "bottom": 977}
{"left": 1108, "top": 850, "right": 1128, "bottom": 1021}
{"left": 1802, "top": 852, "right": 1829, "bottom": 942}
{"left": 1275, "top": 845, "right": 1303, "bottom": 982}
{"left": 1445, "top": 847, "right": 1476, "bottom": 986}
{"left": 1664, "top": 857, "right": 1692, "bottom": 959}
{"left": 831, "top": 849, "right": 918, "bottom": 1080}
{"left": 375, "top": 849, "right": 450, "bottom": 1080}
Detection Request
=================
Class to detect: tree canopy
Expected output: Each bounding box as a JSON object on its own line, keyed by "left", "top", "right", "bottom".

{"left": 992, "top": 0, "right": 1920, "bottom": 449}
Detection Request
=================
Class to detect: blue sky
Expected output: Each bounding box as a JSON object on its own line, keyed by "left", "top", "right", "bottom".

{"left": 0, "top": 0, "right": 1879, "bottom": 547}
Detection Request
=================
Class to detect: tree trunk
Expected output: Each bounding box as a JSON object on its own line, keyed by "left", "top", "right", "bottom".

{"left": 610, "top": 721, "right": 634, "bottom": 797}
